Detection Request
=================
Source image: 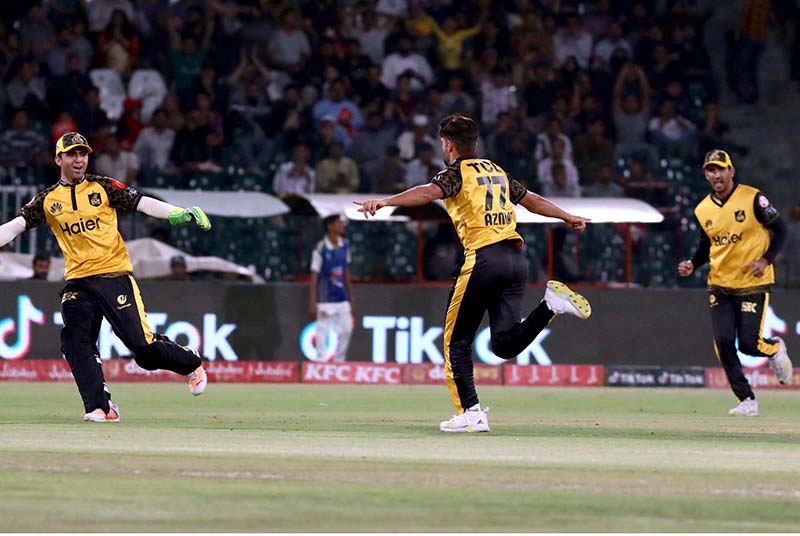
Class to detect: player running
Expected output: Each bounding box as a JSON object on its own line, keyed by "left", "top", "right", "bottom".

{"left": 678, "top": 149, "right": 793, "bottom": 416}
{"left": 0, "top": 132, "right": 212, "bottom": 422}
{"left": 357, "top": 115, "right": 592, "bottom": 432}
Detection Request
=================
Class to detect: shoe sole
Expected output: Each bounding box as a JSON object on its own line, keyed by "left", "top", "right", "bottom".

{"left": 440, "top": 426, "right": 490, "bottom": 433}
{"left": 547, "top": 281, "right": 592, "bottom": 319}
{"left": 772, "top": 338, "right": 793, "bottom": 385}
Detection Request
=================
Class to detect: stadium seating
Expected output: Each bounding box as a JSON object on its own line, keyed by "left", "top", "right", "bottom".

{"left": 88, "top": 68, "right": 126, "bottom": 121}
{"left": 127, "top": 69, "right": 167, "bottom": 122}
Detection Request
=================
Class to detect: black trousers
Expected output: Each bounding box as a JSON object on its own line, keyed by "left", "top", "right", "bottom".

{"left": 444, "top": 241, "right": 554, "bottom": 412}
{"left": 60, "top": 274, "right": 202, "bottom": 413}
{"left": 709, "top": 290, "right": 779, "bottom": 401}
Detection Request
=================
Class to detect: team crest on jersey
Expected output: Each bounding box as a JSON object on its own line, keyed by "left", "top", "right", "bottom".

{"left": 735, "top": 210, "right": 746, "bottom": 222}
{"left": 705, "top": 219, "right": 713, "bottom": 228}
{"left": 49, "top": 202, "right": 63, "bottom": 215}
{"left": 88, "top": 192, "right": 101, "bottom": 207}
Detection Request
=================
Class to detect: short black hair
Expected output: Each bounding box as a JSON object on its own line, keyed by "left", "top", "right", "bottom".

{"left": 33, "top": 252, "right": 49, "bottom": 264}
{"left": 323, "top": 214, "right": 341, "bottom": 230}
{"left": 438, "top": 115, "right": 478, "bottom": 151}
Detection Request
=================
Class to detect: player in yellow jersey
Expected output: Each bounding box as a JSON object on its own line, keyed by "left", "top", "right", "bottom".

{"left": 0, "top": 132, "right": 212, "bottom": 422}
{"left": 357, "top": 115, "right": 591, "bottom": 432}
{"left": 678, "top": 149, "right": 793, "bottom": 416}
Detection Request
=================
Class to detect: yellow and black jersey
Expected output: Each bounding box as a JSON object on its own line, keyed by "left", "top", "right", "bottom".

{"left": 19, "top": 174, "right": 143, "bottom": 280}
{"left": 431, "top": 156, "right": 527, "bottom": 251}
{"left": 693, "top": 184, "right": 779, "bottom": 292}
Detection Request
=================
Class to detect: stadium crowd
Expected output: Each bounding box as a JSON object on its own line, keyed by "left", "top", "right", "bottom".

{"left": 1, "top": 0, "right": 796, "bottom": 285}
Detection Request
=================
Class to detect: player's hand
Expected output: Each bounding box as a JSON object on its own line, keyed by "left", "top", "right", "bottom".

{"left": 168, "top": 207, "right": 211, "bottom": 231}
{"left": 677, "top": 260, "right": 693, "bottom": 277}
{"left": 354, "top": 199, "right": 387, "bottom": 218}
{"left": 564, "top": 214, "right": 590, "bottom": 231}
{"left": 747, "top": 258, "right": 769, "bottom": 278}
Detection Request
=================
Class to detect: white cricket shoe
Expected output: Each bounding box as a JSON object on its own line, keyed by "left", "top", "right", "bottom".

{"left": 728, "top": 398, "right": 758, "bottom": 417}
{"left": 769, "top": 337, "right": 793, "bottom": 385}
{"left": 187, "top": 366, "right": 207, "bottom": 396}
{"left": 440, "top": 405, "right": 490, "bottom": 433}
{"left": 544, "top": 280, "right": 592, "bottom": 319}
{"left": 84, "top": 402, "right": 120, "bottom": 422}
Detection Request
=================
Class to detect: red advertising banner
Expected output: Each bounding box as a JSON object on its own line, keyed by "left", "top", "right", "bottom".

{"left": 503, "top": 364, "right": 605, "bottom": 387}
{"left": 402, "top": 364, "right": 503, "bottom": 385}
{"left": 302, "top": 362, "right": 403, "bottom": 384}
{"left": 0, "top": 360, "right": 299, "bottom": 383}
{"left": 705, "top": 367, "right": 800, "bottom": 390}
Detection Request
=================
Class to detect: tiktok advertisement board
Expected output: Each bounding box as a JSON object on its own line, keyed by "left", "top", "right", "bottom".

{"left": 2, "top": 282, "right": 800, "bottom": 368}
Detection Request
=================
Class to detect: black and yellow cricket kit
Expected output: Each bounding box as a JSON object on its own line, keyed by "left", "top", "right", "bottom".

{"left": 432, "top": 157, "right": 554, "bottom": 413}
{"left": 19, "top": 174, "right": 201, "bottom": 413}
{"left": 691, "top": 184, "right": 787, "bottom": 401}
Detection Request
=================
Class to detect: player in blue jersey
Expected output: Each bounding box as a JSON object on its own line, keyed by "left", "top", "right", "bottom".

{"left": 309, "top": 214, "right": 354, "bottom": 362}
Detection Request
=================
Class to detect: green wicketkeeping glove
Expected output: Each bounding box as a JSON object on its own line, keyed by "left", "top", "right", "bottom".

{"left": 168, "top": 207, "right": 211, "bottom": 231}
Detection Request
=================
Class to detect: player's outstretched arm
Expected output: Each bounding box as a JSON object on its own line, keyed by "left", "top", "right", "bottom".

{"left": 0, "top": 217, "right": 27, "bottom": 248}
{"left": 354, "top": 183, "right": 443, "bottom": 218}
{"left": 137, "top": 197, "right": 211, "bottom": 231}
{"left": 518, "top": 191, "right": 590, "bottom": 231}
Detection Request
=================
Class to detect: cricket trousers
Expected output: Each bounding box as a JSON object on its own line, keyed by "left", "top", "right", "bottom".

{"left": 709, "top": 290, "right": 779, "bottom": 401}
{"left": 315, "top": 301, "right": 353, "bottom": 362}
{"left": 444, "top": 240, "right": 554, "bottom": 413}
{"left": 60, "top": 273, "right": 202, "bottom": 413}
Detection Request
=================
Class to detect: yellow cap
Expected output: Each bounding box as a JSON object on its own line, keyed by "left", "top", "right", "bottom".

{"left": 703, "top": 149, "right": 733, "bottom": 169}
{"left": 55, "top": 132, "right": 92, "bottom": 157}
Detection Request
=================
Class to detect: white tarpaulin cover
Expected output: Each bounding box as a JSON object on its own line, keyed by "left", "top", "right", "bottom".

{"left": 0, "top": 238, "right": 263, "bottom": 282}
{"left": 144, "top": 189, "right": 290, "bottom": 218}
{"left": 307, "top": 194, "right": 664, "bottom": 223}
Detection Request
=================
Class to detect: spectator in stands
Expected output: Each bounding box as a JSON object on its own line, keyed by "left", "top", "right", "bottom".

{"left": 170, "top": 108, "right": 221, "bottom": 178}
{"left": 697, "top": 101, "right": 748, "bottom": 158}
{"left": 94, "top": 134, "right": 140, "bottom": 185}
{"left": 480, "top": 67, "right": 518, "bottom": 130}
{"left": 272, "top": 142, "right": 315, "bottom": 197}
{"left": 96, "top": 8, "right": 142, "bottom": 77}
{"left": 553, "top": 14, "right": 593, "bottom": 68}
{"left": 404, "top": 142, "right": 443, "bottom": 189}
{"left": 732, "top": 0, "right": 774, "bottom": 104}
{"left": 28, "top": 252, "right": 50, "bottom": 281}
{"left": 534, "top": 117, "right": 573, "bottom": 167}
{"left": 613, "top": 63, "right": 658, "bottom": 169}
{"left": 0, "top": 109, "right": 48, "bottom": 170}
{"left": 72, "top": 87, "right": 111, "bottom": 139}
{"left": 503, "top": 134, "right": 537, "bottom": 191}
{"left": 397, "top": 114, "right": 441, "bottom": 163}
{"left": 228, "top": 78, "right": 273, "bottom": 175}
{"left": 316, "top": 141, "right": 360, "bottom": 194}
{"left": 365, "top": 145, "right": 406, "bottom": 193}
{"left": 267, "top": 7, "right": 310, "bottom": 75}
{"left": 344, "top": 5, "right": 395, "bottom": 65}
{"left": 380, "top": 33, "right": 433, "bottom": 91}
{"left": 352, "top": 64, "right": 391, "bottom": 113}
{"left": 312, "top": 77, "right": 364, "bottom": 139}
{"left": 425, "top": 10, "right": 483, "bottom": 74}
{"left": 47, "top": 54, "right": 93, "bottom": 117}
{"left": 6, "top": 58, "right": 48, "bottom": 121}
{"left": 522, "top": 61, "right": 558, "bottom": 132}
{"left": 573, "top": 117, "right": 614, "bottom": 185}
{"left": 584, "top": 164, "right": 624, "bottom": 198}
{"left": 621, "top": 158, "right": 672, "bottom": 212}
{"left": 440, "top": 73, "right": 476, "bottom": 116}
{"left": 51, "top": 112, "right": 78, "bottom": 144}
{"left": 592, "top": 20, "right": 632, "bottom": 66}
{"left": 540, "top": 162, "right": 581, "bottom": 198}
{"left": 18, "top": 4, "right": 55, "bottom": 63}
{"left": 169, "top": 255, "right": 191, "bottom": 282}
{"left": 87, "top": 0, "right": 136, "bottom": 33}
{"left": 350, "top": 111, "right": 396, "bottom": 189}
{"left": 485, "top": 111, "right": 520, "bottom": 162}
{"left": 168, "top": 19, "right": 212, "bottom": 107}
{"left": 537, "top": 138, "right": 580, "bottom": 195}
{"left": 67, "top": 19, "right": 93, "bottom": 74}
{"left": 648, "top": 99, "right": 697, "bottom": 158}
{"left": 133, "top": 108, "right": 175, "bottom": 173}
{"left": 47, "top": 27, "right": 74, "bottom": 78}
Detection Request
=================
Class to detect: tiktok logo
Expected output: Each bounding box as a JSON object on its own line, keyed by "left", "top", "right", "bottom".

{"left": 0, "top": 295, "right": 45, "bottom": 360}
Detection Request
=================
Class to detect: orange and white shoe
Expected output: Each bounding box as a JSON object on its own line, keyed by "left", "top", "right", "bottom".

{"left": 84, "top": 402, "right": 120, "bottom": 422}
{"left": 187, "top": 366, "right": 207, "bottom": 396}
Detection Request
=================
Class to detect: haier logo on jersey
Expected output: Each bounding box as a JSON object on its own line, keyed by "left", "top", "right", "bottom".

{"left": 712, "top": 232, "right": 743, "bottom": 247}
{"left": 60, "top": 217, "right": 101, "bottom": 236}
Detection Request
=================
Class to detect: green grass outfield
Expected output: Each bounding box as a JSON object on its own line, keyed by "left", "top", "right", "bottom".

{"left": 1, "top": 383, "right": 799, "bottom": 532}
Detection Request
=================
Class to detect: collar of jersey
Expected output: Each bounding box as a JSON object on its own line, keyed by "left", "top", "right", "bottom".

{"left": 59, "top": 175, "right": 87, "bottom": 187}
{"left": 711, "top": 183, "right": 738, "bottom": 207}
{"left": 324, "top": 235, "right": 344, "bottom": 249}
{"left": 449, "top": 154, "right": 477, "bottom": 166}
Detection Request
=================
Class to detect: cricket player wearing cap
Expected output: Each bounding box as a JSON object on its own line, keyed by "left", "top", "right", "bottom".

{"left": 678, "top": 149, "right": 793, "bottom": 416}
{"left": 0, "top": 132, "right": 212, "bottom": 422}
